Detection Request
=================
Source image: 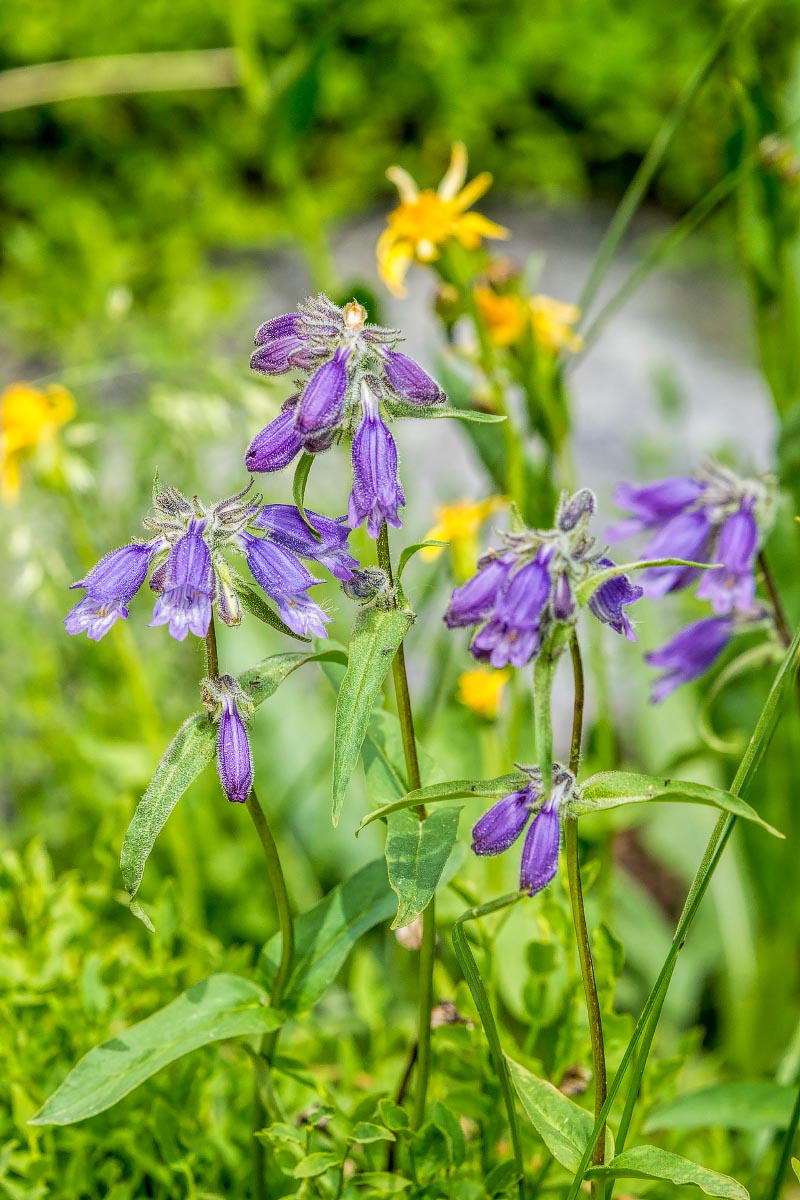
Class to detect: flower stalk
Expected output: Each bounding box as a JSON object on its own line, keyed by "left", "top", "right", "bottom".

{"left": 376, "top": 522, "right": 435, "bottom": 1129}
{"left": 565, "top": 633, "right": 607, "bottom": 1192}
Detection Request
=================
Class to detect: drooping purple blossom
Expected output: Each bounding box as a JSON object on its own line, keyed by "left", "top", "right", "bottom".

{"left": 217, "top": 691, "right": 254, "bottom": 803}
{"left": 588, "top": 558, "right": 644, "bottom": 641}
{"left": 695, "top": 497, "right": 758, "bottom": 615}
{"left": 444, "top": 555, "right": 514, "bottom": 629}
{"left": 607, "top": 477, "right": 706, "bottom": 542}
{"left": 472, "top": 787, "right": 535, "bottom": 856}
{"left": 149, "top": 520, "right": 215, "bottom": 641}
{"left": 519, "top": 802, "right": 562, "bottom": 895}
{"left": 239, "top": 532, "right": 331, "bottom": 637}
{"left": 65, "top": 541, "right": 158, "bottom": 641}
{"left": 245, "top": 409, "right": 304, "bottom": 473}
{"left": 381, "top": 349, "right": 445, "bottom": 405}
{"left": 252, "top": 504, "right": 357, "bottom": 581}
{"left": 645, "top": 616, "right": 734, "bottom": 703}
{"left": 471, "top": 767, "right": 572, "bottom": 896}
{"left": 348, "top": 383, "right": 406, "bottom": 539}
{"left": 551, "top": 571, "right": 575, "bottom": 621}
{"left": 295, "top": 349, "right": 350, "bottom": 438}
{"left": 470, "top": 552, "right": 552, "bottom": 669}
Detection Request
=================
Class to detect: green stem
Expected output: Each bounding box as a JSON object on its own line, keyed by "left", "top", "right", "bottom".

{"left": 376, "top": 523, "right": 435, "bottom": 1129}
{"left": 565, "top": 635, "right": 607, "bottom": 1192}
{"left": 565, "top": 622, "right": 800, "bottom": 1200}
{"left": 205, "top": 620, "right": 294, "bottom": 1200}
{"left": 759, "top": 550, "right": 793, "bottom": 650}
{"left": 452, "top": 894, "right": 526, "bottom": 1200}
{"left": 766, "top": 1081, "right": 800, "bottom": 1200}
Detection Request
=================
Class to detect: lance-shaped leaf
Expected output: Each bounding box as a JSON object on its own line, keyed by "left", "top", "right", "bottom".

{"left": 385, "top": 805, "right": 461, "bottom": 929}
{"left": 508, "top": 1058, "right": 613, "bottom": 1170}
{"left": 575, "top": 771, "right": 783, "bottom": 837}
{"left": 387, "top": 401, "right": 506, "bottom": 423}
{"left": 292, "top": 450, "right": 320, "bottom": 538}
{"left": 121, "top": 650, "right": 347, "bottom": 921}
{"left": 574, "top": 557, "right": 715, "bottom": 605}
{"left": 332, "top": 606, "right": 413, "bottom": 825}
{"left": 259, "top": 859, "right": 396, "bottom": 1014}
{"left": 585, "top": 1145, "right": 749, "bottom": 1199}
{"left": 30, "top": 974, "right": 281, "bottom": 1126}
{"left": 357, "top": 773, "right": 527, "bottom": 834}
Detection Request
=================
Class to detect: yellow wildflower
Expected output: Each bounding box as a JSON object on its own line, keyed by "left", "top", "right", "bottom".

{"left": 1, "top": 381, "right": 76, "bottom": 501}
{"left": 528, "top": 295, "right": 584, "bottom": 355}
{"left": 377, "top": 142, "right": 509, "bottom": 297}
{"left": 422, "top": 495, "right": 506, "bottom": 581}
{"left": 474, "top": 286, "right": 584, "bottom": 356}
{"left": 457, "top": 668, "right": 510, "bottom": 720}
{"left": 474, "top": 286, "right": 527, "bottom": 347}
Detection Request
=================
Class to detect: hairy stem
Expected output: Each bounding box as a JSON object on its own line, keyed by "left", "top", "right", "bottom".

{"left": 204, "top": 620, "right": 294, "bottom": 1200}
{"left": 565, "top": 634, "right": 607, "bottom": 1190}
{"left": 377, "top": 523, "right": 435, "bottom": 1129}
{"left": 759, "top": 550, "right": 793, "bottom": 649}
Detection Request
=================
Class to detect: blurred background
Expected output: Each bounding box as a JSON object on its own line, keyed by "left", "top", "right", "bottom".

{"left": 3, "top": 1, "right": 800, "bottom": 1195}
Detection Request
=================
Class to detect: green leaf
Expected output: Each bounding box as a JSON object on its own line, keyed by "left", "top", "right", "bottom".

{"left": 357, "top": 773, "right": 526, "bottom": 834}
{"left": 397, "top": 541, "right": 447, "bottom": 580}
{"left": 232, "top": 573, "right": 310, "bottom": 641}
{"left": 385, "top": 805, "right": 461, "bottom": 929}
{"left": 30, "top": 974, "right": 281, "bottom": 1126}
{"left": 792, "top": 1157, "right": 800, "bottom": 1183}
{"left": 533, "top": 647, "right": 557, "bottom": 799}
{"left": 574, "top": 557, "right": 714, "bottom": 604}
{"left": 508, "top": 1058, "right": 597, "bottom": 1172}
{"left": 120, "top": 713, "right": 216, "bottom": 905}
{"left": 259, "top": 859, "right": 396, "bottom": 1014}
{"left": 292, "top": 451, "right": 320, "bottom": 538}
{"left": 351, "top": 1122, "right": 395, "bottom": 1143}
{"left": 586, "top": 1145, "right": 749, "bottom": 1199}
{"left": 644, "top": 1082, "right": 797, "bottom": 1133}
{"left": 293, "top": 1152, "right": 340, "bottom": 1179}
{"left": 122, "top": 651, "right": 343, "bottom": 916}
{"left": 378, "top": 1098, "right": 410, "bottom": 1131}
{"left": 332, "top": 605, "right": 413, "bottom": 825}
{"left": 348, "top": 1173, "right": 412, "bottom": 1193}
{"left": 388, "top": 401, "right": 506, "bottom": 423}
{"left": 576, "top": 771, "right": 783, "bottom": 837}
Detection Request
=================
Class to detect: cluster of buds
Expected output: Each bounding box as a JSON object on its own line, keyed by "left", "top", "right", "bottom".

{"left": 65, "top": 483, "right": 357, "bottom": 643}
{"left": 472, "top": 764, "right": 575, "bottom": 895}
{"left": 444, "top": 488, "right": 643, "bottom": 669}
{"left": 245, "top": 295, "right": 446, "bottom": 538}
{"left": 609, "top": 462, "right": 772, "bottom": 700}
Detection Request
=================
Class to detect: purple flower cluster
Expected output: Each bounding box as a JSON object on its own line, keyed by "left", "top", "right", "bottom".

{"left": 65, "top": 485, "right": 357, "bottom": 644}
{"left": 472, "top": 766, "right": 574, "bottom": 895}
{"left": 608, "top": 463, "right": 769, "bottom": 701}
{"left": 444, "top": 489, "right": 643, "bottom": 669}
{"left": 245, "top": 295, "right": 445, "bottom": 539}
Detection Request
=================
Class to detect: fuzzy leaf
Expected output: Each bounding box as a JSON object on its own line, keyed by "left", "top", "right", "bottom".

{"left": 121, "top": 651, "right": 345, "bottom": 915}
{"left": 388, "top": 401, "right": 506, "bottom": 423}
{"left": 357, "top": 773, "right": 526, "bottom": 834}
{"left": 30, "top": 974, "right": 280, "bottom": 1126}
{"left": 332, "top": 605, "right": 413, "bottom": 825}
{"left": 586, "top": 1145, "right": 749, "bottom": 1199}
{"left": 385, "top": 805, "right": 461, "bottom": 929}
{"left": 259, "top": 859, "right": 396, "bottom": 1014}
{"left": 576, "top": 771, "right": 783, "bottom": 837}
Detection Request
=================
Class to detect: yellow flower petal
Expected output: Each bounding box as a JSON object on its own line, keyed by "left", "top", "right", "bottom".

{"left": 376, "top": 229, "right": 414, "bottom": 297}
{"left": 0, "top": 380, "right": 76, "bottom": 503}
{"left": 438, "top": 141, "right": 469, "bottom": 201}
{"left": 454, "top": 211, "right": 510, "bottom": 248}
{"left": 452, "top": 170, "right": 494, "bottom": 212}
{"left": 386, "top": 164, "right": 420, "bottom": 204}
